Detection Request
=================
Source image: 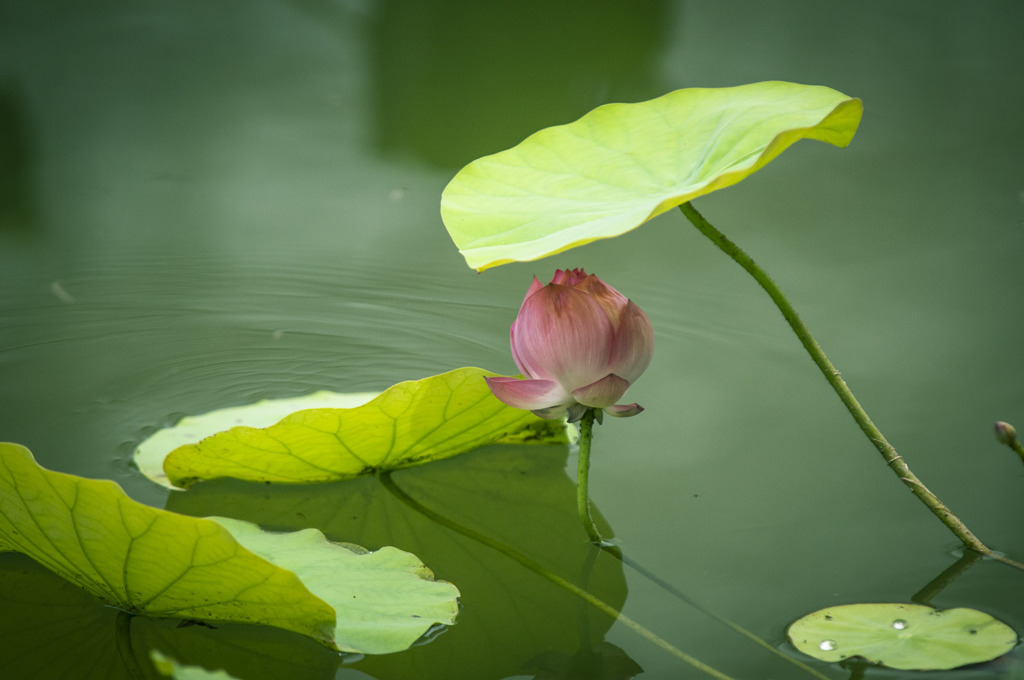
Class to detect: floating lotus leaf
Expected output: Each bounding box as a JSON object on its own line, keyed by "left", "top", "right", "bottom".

{"left": 0, "top": 443, "right": 459, "bottom": 655}
{"left": 787, "top": 602, "right": 1017, "bottom": 670}
{"left": 0, "top": 443, "right": 333, "bottom": 646}
{"left": 441, "top": 81, "right": 862, "bottom": 270}
{"left": 161, "top": 367, "right": 568, "bottom": 488}
{"left": 135, "top": 391, "right": 378, "bottom": 489}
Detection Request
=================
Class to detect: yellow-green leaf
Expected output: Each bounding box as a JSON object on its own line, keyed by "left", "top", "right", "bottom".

{"left": 0, "top": 443, "right": 336, "bottom": 647}
{"left": 441, "top": 81, "right": 863, "bottom": 271}
{"left": 163, "top": 367, "right": 567, "bottom": 488}
{"left": 135, "top": 391, "right": 379, "bottom": 489}
{"left": 0, "top": 443, "right": 461, "bottom": 655}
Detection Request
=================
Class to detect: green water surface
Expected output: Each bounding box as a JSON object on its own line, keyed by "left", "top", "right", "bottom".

{"left": 1, "top": 2, "right": 1022, "bottom": 678}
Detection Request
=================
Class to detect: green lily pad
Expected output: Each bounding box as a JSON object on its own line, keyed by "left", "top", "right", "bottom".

{"left": 787, "top": 603, "right": 1018, "bottom": 670}
{"left": 136, "top": 391, "right": 379, "bottom": 489}
{"left": 0, "top": 443, "right": 459, "bottom": 655}
{"left": 440, "top": 81, "right": 862, "bottom": 271}
{"left": 162, "top": 367, "right": 568, "bottom": 488}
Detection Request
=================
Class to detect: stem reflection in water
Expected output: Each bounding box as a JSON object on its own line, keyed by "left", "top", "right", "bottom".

{"left": 381, "top": 470, "right": 841, "bottom": 680}
{"left": 379, "top": 471, "right": 738, "bottom": 680}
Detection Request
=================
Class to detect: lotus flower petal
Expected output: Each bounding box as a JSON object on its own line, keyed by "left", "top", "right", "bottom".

{"left": 575, "top": 273, "right": 630, "bottom": 326}
{"left": 604, "top": 403, "right": 644, "bottom": 418}
{"left": 518, "top": 276, "right": 546, "bottom": 308}
{"left": 531, "top": 404, "right": 572, "bottom": 421}
{"left": 483, "top": 376, "right": 570, "bottom": 413}
{"left": 572, "top": 374, "right": 631, "bottom": 409}
{"left": 511, "top": 284, "right": 614, "bottom": 388}
{"left": 608, "top": 301, "right": 655, "bottom": 383}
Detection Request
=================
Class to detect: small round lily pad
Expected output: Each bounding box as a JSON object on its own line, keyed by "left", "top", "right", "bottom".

{"left": 787, "top": 603, "right": 1018, "bottom": 670}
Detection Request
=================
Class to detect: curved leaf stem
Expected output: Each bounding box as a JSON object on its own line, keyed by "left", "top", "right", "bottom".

{"left": 577, "top": 409, "right": 605, "bottom": 545}
{"left": 679, "top": 202, "right": 1024, "bottom": 571}
{"left": 379, "top": 471, "right": 738, "bottom": 680}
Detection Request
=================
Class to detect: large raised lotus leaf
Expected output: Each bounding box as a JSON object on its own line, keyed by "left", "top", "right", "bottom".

{"left": 159, "top": 367, "right": 567, "bottom": 488}
{"left": 787, "top": 602, "right": 1017, "bottom": 670}
{"left": 0, "top": 443, "right": 459, "bottom": 655}
{"left": 440, "top": 81, "right": 862, "bottom": 271}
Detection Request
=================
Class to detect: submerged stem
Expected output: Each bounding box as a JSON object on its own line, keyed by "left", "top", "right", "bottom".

{"left": 114, "top": 610, "right": 146, "bottom": 680}
{"left": 912, "top": 550, "right": 985, "bottom": 605}
{"left": 679, "top": 201, "right": 1023, "bottom": 571}
{"left": 577, "top": 409, "right": 605, "bottom": 545}
{"left": 379, "top": 471, "right": 738, "bottom": 680}
{"left": 610, "top": 548, "right": 831, "bottom": 680}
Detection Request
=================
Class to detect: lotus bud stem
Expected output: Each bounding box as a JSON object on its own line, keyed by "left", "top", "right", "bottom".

{"left": 576, "top": 408, "right": 606, "bottom": 545}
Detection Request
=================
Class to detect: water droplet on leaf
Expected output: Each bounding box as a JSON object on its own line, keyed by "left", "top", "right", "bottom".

{"left": 892, "top": 619, "right": 909, "bottom": 630}
{"left": 819, "top": 639, "right": 838, "bottom": 651}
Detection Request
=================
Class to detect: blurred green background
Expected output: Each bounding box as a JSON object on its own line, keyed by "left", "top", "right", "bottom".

{"left": 1, "top": 1, "right": 1023, "bottom": 678}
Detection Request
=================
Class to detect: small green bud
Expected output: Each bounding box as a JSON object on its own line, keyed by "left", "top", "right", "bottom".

{"left": 994, "top": 421, "right": 1017, "bottom": 445}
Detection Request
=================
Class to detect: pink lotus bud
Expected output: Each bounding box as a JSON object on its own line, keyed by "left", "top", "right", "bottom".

{"left": 994, "top": 421, "right": 1017, "bottom": 446}
{"left": 486, "top": 269, "right": 654, "bottom": 421}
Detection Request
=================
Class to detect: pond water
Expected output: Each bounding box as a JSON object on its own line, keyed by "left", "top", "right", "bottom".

{"left": 2, "top": 2, "right": 1023, "bottom": 678}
